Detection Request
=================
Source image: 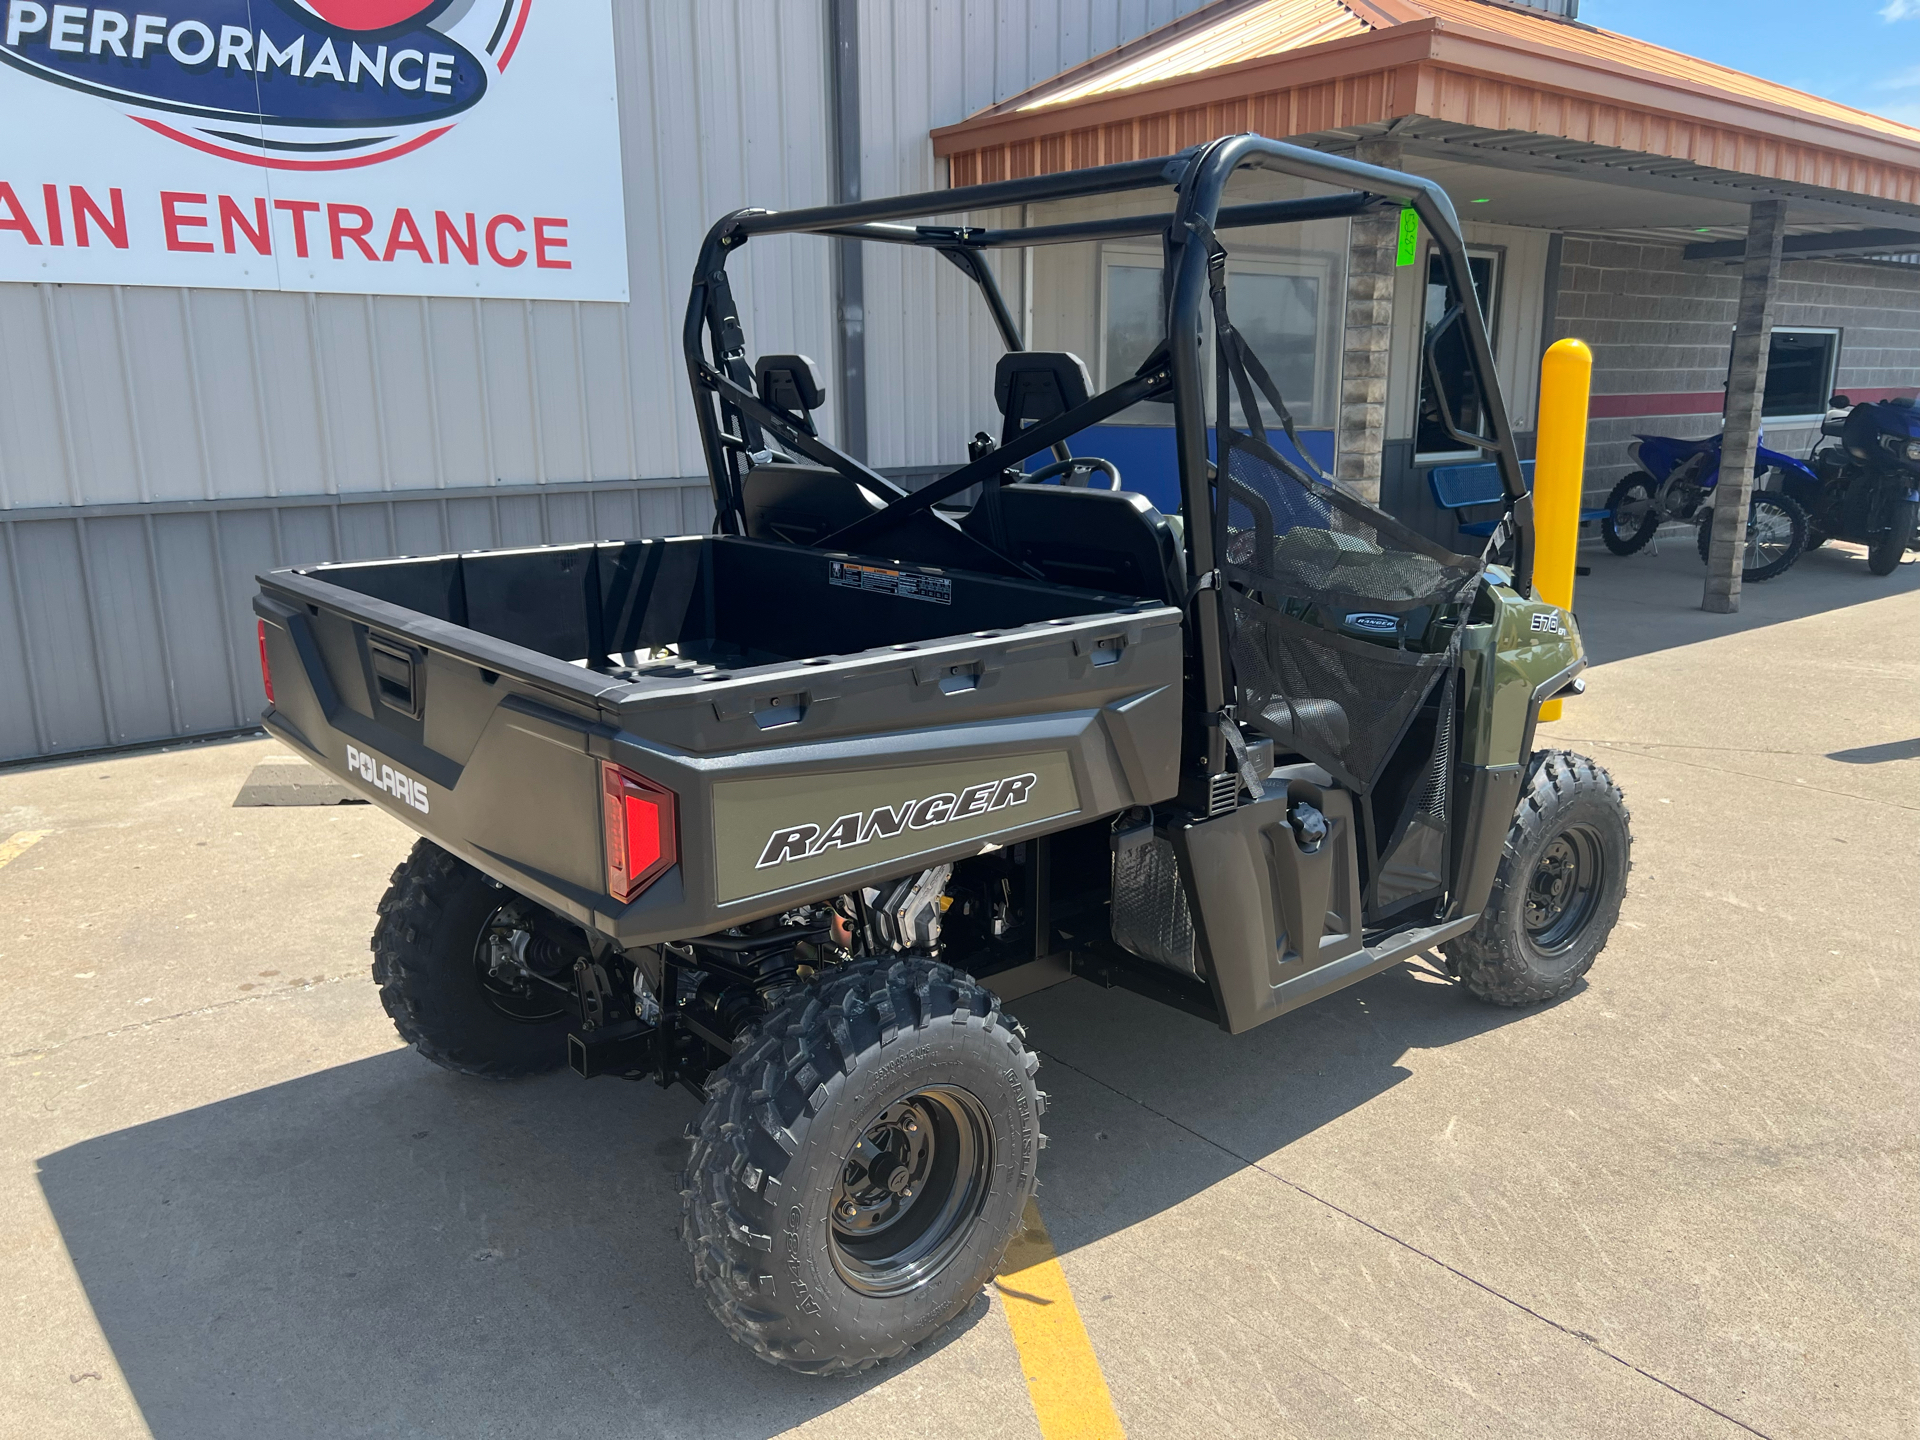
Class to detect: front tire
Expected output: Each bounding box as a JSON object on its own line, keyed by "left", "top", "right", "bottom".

{"left": 371, "top": 839, "right": 574, "bottom": 1078}
{"left": 1867, "top": 496, "right": 1917, "bottom": 575}
{"left": 1696, "top": 490, "right": 1807, "bottom": 581}
{"left": 1600, "top": 473, "right": 1660, "bottom": 555}
{"left": 680, "top": 957, "right": 1042, "bottom": 1376}
{"left": 1444, "top": 751, "right": 1631, "bottom": 1006}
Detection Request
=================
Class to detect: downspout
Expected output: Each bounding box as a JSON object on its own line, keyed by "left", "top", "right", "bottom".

{"left": 827, "top": 0, "right": 868, "bottom": 462}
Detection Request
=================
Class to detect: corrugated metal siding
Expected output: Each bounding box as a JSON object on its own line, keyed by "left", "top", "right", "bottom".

{"left": 856, "top": 0, "right": 1204, "bottom": 472}
{"left": 0, "top": 481, "right": 711, "bottom": 761}
{"left": 1012, "top": 0, "right": 1366, "bottom": 113}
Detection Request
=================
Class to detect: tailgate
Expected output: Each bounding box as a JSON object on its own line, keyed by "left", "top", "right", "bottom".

{"left": 254, "top": 564, "right": 628, "bottom": 929}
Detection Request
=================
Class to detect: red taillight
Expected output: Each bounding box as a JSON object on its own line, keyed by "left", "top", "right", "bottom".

{"left": 257, "top": 620, "right": 275, "bottom": 704}
{"left": 602, "top": 761, "right": 677, "bottom": 903}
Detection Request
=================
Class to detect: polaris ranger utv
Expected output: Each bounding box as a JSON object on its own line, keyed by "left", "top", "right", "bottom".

{"left": 253, "top": 135, "right": 1630, "bottom": 1376}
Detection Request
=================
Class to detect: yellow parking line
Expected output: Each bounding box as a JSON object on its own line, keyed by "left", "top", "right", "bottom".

{"left": 0, "top": 831, "right": 50, "bottom": 872}
{"left": 996, "top": 1196, "right": 1126, "bottom": 1440}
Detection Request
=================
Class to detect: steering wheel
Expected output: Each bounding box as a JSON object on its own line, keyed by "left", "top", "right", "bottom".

{"left": 1022, "top": 457, "right": 1122, "bottom": 491}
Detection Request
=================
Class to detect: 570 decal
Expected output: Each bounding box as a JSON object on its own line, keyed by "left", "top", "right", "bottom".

{"left": 756, "top": 773, "right": 1037, "bottom": 870}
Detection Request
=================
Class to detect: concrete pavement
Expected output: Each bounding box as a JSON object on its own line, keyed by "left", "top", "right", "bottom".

{"left": 2, "top": 539, "right": 1914, "bottom": 1439}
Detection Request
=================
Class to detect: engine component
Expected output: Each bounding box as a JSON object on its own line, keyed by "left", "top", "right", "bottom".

{"left": 864, "top": 865, "right": 953, "bottom": 951}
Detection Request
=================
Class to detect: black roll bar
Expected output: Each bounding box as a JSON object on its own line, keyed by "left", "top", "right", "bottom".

{"left": 679, "top": 135, "right": 1534, "bottom": 766}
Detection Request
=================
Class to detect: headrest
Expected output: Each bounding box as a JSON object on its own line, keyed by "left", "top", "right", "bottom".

{"left": 994, "top": 351, "right": 1092, "bottom": 428}
{"left": 755, "top": 354, "right": 826, "bottom": 413}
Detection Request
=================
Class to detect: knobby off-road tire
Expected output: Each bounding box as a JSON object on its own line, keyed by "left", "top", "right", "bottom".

{"left": 1695, "top": 491, "right": 1807, "bottom": 581}
{"left": 1867, "top": 496, "right": 1918, "bottom": 576}
{"left": 371, "top": 839, "right": 572, "bottom": 1078}
{"left": 680, "top": 956, "right": 1042, "bottom": 1376}
{"left": 1444, "top": 750, "right": 1632, "bottom": 1007}
{"left": 1600, "top": 472, "right": 1660, "bottom": 555}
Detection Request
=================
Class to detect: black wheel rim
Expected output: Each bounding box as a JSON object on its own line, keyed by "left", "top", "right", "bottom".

{"left": 828, "top": 1087, "right": 994, "bottom": 1298}
{"left": 1523, "top": 824, "right": 1606, "bottom": 955}
{"left": 472, "top": 906, "right": 571, "bottom": 1024}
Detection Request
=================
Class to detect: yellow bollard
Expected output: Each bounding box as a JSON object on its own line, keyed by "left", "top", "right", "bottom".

{"left": 1532, "top": 337, "right": 1592, "bottom": 723}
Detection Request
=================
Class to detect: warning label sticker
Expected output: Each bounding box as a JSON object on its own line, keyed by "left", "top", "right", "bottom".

{"left": 827, "top": 560, "right": 953, "bottom": 605}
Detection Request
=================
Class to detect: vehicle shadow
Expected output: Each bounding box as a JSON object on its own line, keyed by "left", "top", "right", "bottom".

{"left": 36, "top": 963, "right": 1545, "bottom": 1439}
{"left": 1572, "top": 537, "right": 1920, "bottom": 668}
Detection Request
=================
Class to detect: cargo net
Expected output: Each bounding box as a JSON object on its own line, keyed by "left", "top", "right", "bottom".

{"left": 1194, "top": 220, "right": 1483, "bottom": 792}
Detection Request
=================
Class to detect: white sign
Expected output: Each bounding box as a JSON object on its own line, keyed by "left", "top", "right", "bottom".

{"left": 0, "top": 0, "right": 627, "bottom": 300}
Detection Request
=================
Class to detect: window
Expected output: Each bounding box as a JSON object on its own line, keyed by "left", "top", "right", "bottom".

{"left": 1100, "top": 250, "right": 1330, "bottom": 426}
{"left": 1416, "top": 249, "right": 1500, "bottom": 459}
{"left": 1101, "top": 260, "right": 1165, "bottom": 395}
{"left": 1224, "top": 264, "right": 1322, "bottom": 427}
{"left": 1761, "top": 328, "right": 1840, "bottom": 421}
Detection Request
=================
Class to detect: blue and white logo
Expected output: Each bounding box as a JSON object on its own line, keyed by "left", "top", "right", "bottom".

{"left": 1343, "top": 612, "right": 1400, "bottom": 635}
{"left": 1, "top": 0, "right": 528, "bottom": 169}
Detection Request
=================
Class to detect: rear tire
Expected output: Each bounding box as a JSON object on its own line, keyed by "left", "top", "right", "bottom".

{"left": 1443, "top": 751, "right": 1631, "bottom": 1007}
{"left": 1868, "top": 497, "right": 1917, "bottom": 575}
{"left": 371, "top": 839, "right": 574, "bottom": 1078}
{"left": 680, "top": 956, "right": 1042, "bottom": 1376}
{"left": 1600, "top": 473, "right": 1660, "bottom": 555}
{"left": 1696, "top": 490, "right": 1806, "bottom": 581}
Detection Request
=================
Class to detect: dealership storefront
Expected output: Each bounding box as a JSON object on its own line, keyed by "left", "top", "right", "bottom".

{"left": 2, "top": 0, "right": 1917, "bottom": 762}
{"left": 934, "top": 0, "right": 1920, "bottom": 566}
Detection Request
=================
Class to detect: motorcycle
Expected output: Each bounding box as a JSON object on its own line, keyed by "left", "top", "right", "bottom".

{"left": 1778, "top": 395, "right": 1920, "bottom": 576}
{"left": 1600, "top": 431, "right": 1812, "bottom": 582}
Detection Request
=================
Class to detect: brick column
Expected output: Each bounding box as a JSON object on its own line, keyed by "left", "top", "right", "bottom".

{"left": 1703, "top": 200, "right": 1787, "bottom": 614}
{"left": 1334, "top": 139, "right": 1403, "bottom": 507}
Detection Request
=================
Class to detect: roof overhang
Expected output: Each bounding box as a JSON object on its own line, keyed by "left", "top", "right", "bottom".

{"left": 932, "top": 13, "right": 1920, "bottom": 222}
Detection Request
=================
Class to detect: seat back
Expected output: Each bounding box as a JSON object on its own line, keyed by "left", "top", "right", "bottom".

{"left": 740, "top": 464, "right": 885, "bottom": 547}
{"left": 963, "top": 484, "right": 1183, "bottom": 603}
{"left": 742, "top": 462, "right": 1007, "bottom": 571}
{"left": 994, "top": 352, "right": 1092, "bottom": 446}
{"left": 754, "top": 354, "right": 826, "bottom": 415}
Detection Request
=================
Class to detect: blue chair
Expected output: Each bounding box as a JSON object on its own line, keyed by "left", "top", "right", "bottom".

{"left": 1427, "top": 460, "right": 1608, "bottom": 539}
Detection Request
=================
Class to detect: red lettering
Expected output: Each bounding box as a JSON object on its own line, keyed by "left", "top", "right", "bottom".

{"left": 219, "top": 195, "right": 270, "bottom": 256}
{"left": 533, "top": 216, "right": 569, "bottom": 270}
{"left": 273, "top": 198, "right": 320, "bottom": 258}
{"left": 0, "top": 182, "right": 43, "bottom": 245}
{"left": 70, "top": 187, "right": 126, "bottom": 249}
{"left": 434, "top": 210, "right": 476, "bottom": 266}
{"left": 382, "top": 207, "right": 431, "bottom": 263}
{"left": 485, "top": 214, "right": 525, "bottom": 267}
{"left": 328, "top": 203, "right": 377, "bottom": 261}
{"left": 42, "top": 184, "right": 63, "bottom": 246}
{"left": 161, "top": 192, "right": 212, "bottom": 253}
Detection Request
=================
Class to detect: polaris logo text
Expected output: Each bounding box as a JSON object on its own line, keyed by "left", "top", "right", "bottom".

{"left": 756, "top": 773, "right": 1038, "bottom": 870}
{"left": 346, "top": 743, "right": 429, "bottom": 815}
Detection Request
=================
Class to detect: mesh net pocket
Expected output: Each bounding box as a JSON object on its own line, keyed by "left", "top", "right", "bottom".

{"left": 1217, "top": 440, "right": 1481, "bottom": 791}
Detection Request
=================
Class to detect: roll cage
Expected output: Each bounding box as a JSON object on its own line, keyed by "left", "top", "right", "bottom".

{"left": 681, "top": 132, "right": 1531, "bottom": 783}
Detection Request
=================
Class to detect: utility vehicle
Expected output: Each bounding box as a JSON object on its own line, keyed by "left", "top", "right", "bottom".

{"left": 253, "top": 136, "right": 1631, "bottom": 1376}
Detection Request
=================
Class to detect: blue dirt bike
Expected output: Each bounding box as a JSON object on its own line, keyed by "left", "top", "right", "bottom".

{"left": 1599, "top": 431, "right": 1812, "bottom": 581}
{"left": 1781, "top": 395, "right": 1920, "bottom": 576}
